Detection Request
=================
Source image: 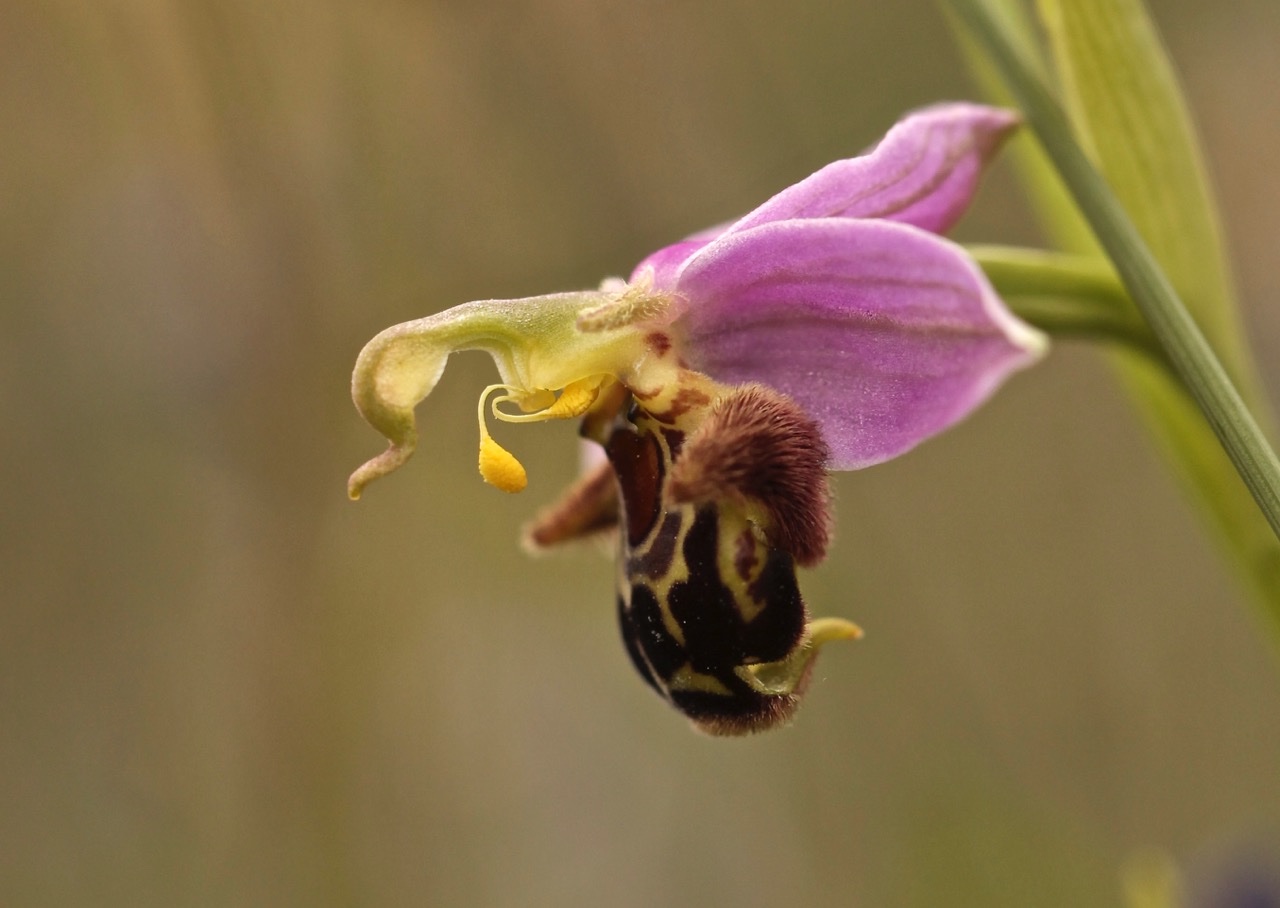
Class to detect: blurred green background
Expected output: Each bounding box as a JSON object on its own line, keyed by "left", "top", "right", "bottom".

{"left": 3, "top": 1, "right": 1279, "bottom": 905}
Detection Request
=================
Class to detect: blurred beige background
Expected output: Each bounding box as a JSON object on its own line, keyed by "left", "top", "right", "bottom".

{"left": 3, "top": 1, "right": 1279, "bottom": 905}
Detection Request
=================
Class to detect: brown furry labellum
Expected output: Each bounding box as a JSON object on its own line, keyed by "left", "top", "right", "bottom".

{"left": 531, "top": 379, "right": 855, "bottom": 735}
{"left": 666, "top": 384, "right": 833, "bottom": 566}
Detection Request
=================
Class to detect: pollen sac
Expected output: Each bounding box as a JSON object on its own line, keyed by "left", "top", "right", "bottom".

{"left": 478, "top": 435, "right": 528, "bottom": 493}
{"left": 606, "top": 383, "right": 856, "bottom": 735}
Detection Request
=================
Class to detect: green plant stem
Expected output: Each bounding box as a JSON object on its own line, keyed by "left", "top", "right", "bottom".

{"left": 947, "top": 0, "right": 1280, "bottom": 542}
{"left": 970, "top": 244, "right": 1158, "bottom": 354}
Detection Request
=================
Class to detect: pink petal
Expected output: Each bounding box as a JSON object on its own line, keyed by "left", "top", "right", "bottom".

{"left": 630, "top": 238, "right": 710, "bottom": 288}
{"left": 724, "top": 103, "right": 1019, "bottom": 236}
{"left": 673, "top": 218, "right": 1045, "bottom": 469}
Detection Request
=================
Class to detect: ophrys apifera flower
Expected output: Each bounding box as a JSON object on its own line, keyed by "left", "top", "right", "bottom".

{"left": 348, "top": 103, "right": 1046, "bottom": 734}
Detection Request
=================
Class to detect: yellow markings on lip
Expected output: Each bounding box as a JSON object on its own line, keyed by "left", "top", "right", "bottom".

{"left": 667, "top": 664, "right": 734, "bottom": 696}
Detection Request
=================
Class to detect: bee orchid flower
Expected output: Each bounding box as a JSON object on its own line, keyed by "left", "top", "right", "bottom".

{"left": 348, "top": 102, "right": 1046, "bottom": 735}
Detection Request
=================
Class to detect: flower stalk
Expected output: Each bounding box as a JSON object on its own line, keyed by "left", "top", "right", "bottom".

{"left": 969, "top": 244, "right": 1157, "bottom": 355}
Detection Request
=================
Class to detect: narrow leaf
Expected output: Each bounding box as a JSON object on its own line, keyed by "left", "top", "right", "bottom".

{"left": 1038, "top": 0, "right": 1257, "bottom": 390}
{"left": 947, "top": 0, "right": 1280, "bottom": 629}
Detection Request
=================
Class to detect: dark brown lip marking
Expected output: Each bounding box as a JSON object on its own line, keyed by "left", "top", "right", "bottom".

{"left": 670, "top": 672, "right": 806, "bottom": 737}
{"left": 669, "top": 680, "right": 788, "bottom": 733}
{"left": 603, "top": 379, "right": 834, "bottom": 735}
{"left": 617, "top": 593, "right": 663, "bottom": 693}
{"left": 627, "top": 583, "right": 686, "bottom": 683}
{"left": 606, "top": 424, "right": 663, "bottom": 548}
{"left": 665, "top": 506, "right": 805, "bottom": 672}
{"left": 733, "top": 527, "right": 758, "bottom": 582}
{"left": 740, "top": 548, "right": 806, "bottom": 659}
{"left": 659, "top": 427, "right": 685, "bottom": 461}
{"left": 628, "top": 511, "right": 682, "bottom": 579}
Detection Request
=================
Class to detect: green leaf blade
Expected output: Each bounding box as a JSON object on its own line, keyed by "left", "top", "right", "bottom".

{"left": 947, "top": 0, "right": 1280, "bottom": 631}
{"left": 1039, "top": 0, "right": 1256, "bottom": 393}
